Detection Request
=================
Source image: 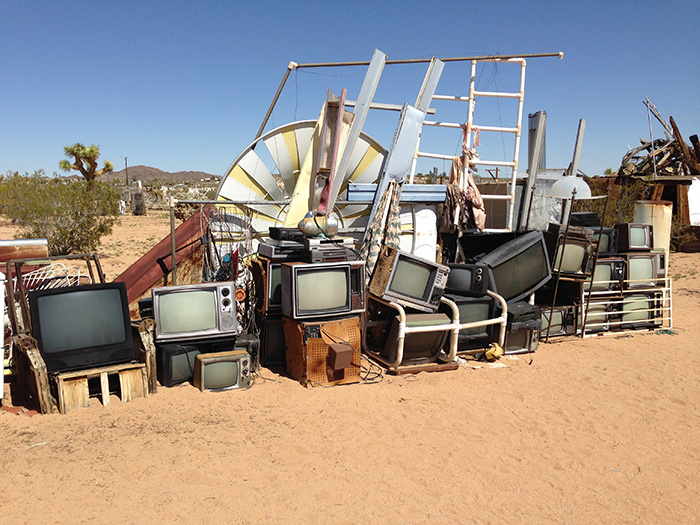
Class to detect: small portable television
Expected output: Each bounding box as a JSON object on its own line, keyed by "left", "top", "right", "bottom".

{"left": 539, "top": 306, "right": 576, "bottom": 338}
{"left": 151, "top": 281, "right": 241, "bottom": 343}
{"left": 620, "top": 293, "right": 663, "bottom": 330}
{"left": 615, "top": 223, "right": 654, "bottom": 252}
{"left": 156, "top": 337, "right": 242, "bottom": 387}
{"left": 478, "top": 230, "right": 552, "bottom": 304}
{"left": 28, "top": 282, "right": 134, "bottom": 374}
{"left": 193, "top": 350, "right": 252, "bottom": 392}
{"left": 280, "top": 260, "right": 365, "bottom": 320}
{"left": 625, "top": 252, "right": 665, "bottom": 290}
{"left": 584, "top": 257, "right": 626, "bottom": 293}
{"left": 545, "top": 232, "right": 595, "bottom": 277}
{"left": 445, "top": 263, "right": 489, "bottom": 297}
{"left": 439, "top": 294, "right": 496, "bottom": 352}
{"left": 369, "top": 246, "right": 449, "bottom": 313}
{"left": 589, "top": 226, "right": 619, "bottom": 256}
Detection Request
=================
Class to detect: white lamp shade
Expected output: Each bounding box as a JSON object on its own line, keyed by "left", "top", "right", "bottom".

{"left": 549, "top": 176, "right": 592, "bottom": 199}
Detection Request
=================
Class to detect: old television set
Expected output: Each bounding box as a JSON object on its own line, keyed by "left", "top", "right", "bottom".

{"left": 545, "top": 232, "right": 595, "bottom": 277}
{"left": 380, "top": 313, "right": 451, "bottom": 366}
{"left": 257, "top": 313, "right": 286, "bottom": 367}
{"left": 439, "top": 294, "right": 496, "bottom": 352}
{"left": 152, "top": 282, "right": 241, "bottom": 343}
{"left": 504, "top": 328, "right": 539, "bottom": 354}
{"left": 156, "top": 336, "right": 244, "bottom": 387}
{"left": 445, "top": 263, "right": 489, "bottom": 297}
{"left": 539, "top": 306, "right": 576, "bottom": 338}
{"left": 615, "top": 223, "right": 654, "bottom": 252}
{"left": 193, "top": 350, "right": 252, "bottom": 392}
{"left": 625, "top": 252, "right": 666, "bottom": 290}
{"left": 584, "top": 257, "right": 626, "bottom": 293}
{"left": 28, "top": 282, "right": 134, "bottom": 374}
{"left": 251, "top": 257, "right": 282, "bottom": 313}
{"left": 620, "top": 293, "right": 663, "bottom": 330}
{"left": 281, "top": 260, "right": 366, "bottom": 320}
{"left": 369, "top": 246, "right": 449, "bottom": 313}
{"left": 589, "top": 226, "right": 619, "bottom": 256}
{"left": 577, "top": 301, "right": 613, "bottom": 333}
{"left": 478, "top": 230, "right": 552, "bottom": 304}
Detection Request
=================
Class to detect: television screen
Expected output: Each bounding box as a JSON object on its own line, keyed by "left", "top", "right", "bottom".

{"left": 627, "top": 256, "right": 654, "bottom": 287}
{"left": 588, "top": 264, "right": 611, "bottom": 292}
{"left": 615, "top": 223, "right": 653, "bottom": 251}
{"left": 629, "top": 226, "right": 647, "bottom": 248}
{"left": 553, "top": 242, "right": 588, "bottom": 273}
{"left": 152, "top": 282, "right": 240, "bottom": 343}
{"left": 297, "top": 268, "right": 348, "bottom": 312}
{"left": 157, "top": 343, "right": 200, "bottom": 387}
{"left": 439, "top": 294, "right": 496, "bottom": 351}
{"left": 389, "top": 258, "right": 431, "bottom": 300}
{"left": 29, "top": 282, "right": 134, "bottom": 373}
{"left": 481, "top": 231, "right": 551, "bottom": 303}
{"left": 621, "top": 293, "right": 662, "bottom": 329}
{"left": 578, "top": 302, "right": 610, "bottom": 333}
{"left": 445, "top": 263, "right": 489, "bottom": 297}
{"left": 202, "top": 360, "right": 239, "bottom": 389}
{"left": 381, "top": 313, "right": 450, "bottom": 365}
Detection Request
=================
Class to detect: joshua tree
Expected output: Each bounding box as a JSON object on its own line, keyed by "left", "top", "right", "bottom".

{"left": 59, "top": 143, "right": 114, "bottom": 186}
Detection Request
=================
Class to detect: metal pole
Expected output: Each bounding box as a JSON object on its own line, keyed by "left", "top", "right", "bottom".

{"left": 646, "top": 102, "right": 658, "bottom": 181}
{"left": 255, "top": 61, "right": 298, "bottom": 140}
{"left": 124, "top": 156, "right": 129, "bottom": 186}
{"left": 169, "top": 197, "right": 177, "bottom": 286}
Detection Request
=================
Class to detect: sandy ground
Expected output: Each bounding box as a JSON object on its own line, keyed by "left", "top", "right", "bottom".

{"left": 1, "top": 213, "right": 699, "bottom": 523}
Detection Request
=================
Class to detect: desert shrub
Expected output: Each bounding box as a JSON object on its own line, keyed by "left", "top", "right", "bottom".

{"left": 0, "top": 171, "right": 121, "bottom": 255}
{"left": 573, "top": 178, "right": 651, "bottom": 227}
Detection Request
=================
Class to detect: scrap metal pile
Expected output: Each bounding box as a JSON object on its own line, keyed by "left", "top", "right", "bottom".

{"left": 618, "top": 102, "right": 700, "bottom": 179}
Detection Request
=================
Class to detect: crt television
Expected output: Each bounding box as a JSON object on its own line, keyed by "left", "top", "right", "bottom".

{"left": 584, "top": 257, "right": 625, "bottom": 293}
{"left": 281, "top": 260, "right": 366, "bottom": 320}
{"left": 545, "top": 232, "right": 594, "bottom": 277}
{"left": 478, "top": 230, "right": 552, "bottom": 304}
{"left": 28, "top": 282, "right": 134, "bottom": 374}
{"left": 615, "top": 223, "right": 654, "bottom": 252}
{"left": 251, "top": 257, "right": 282, "bottom": 313}
{"left": 152, "top": 281, "right": 241, "bottom": 343}
{"left": 589, "top": 226, "right": 619, "bottom": 256}
{"left": 539, "top": 306, "right": 576, "bottom": 338}
{"left": 156, "top": 337, "right": 239, "bottom": 387}
{"left": 620, "top": 293, "right": 663, "bottom": 330}
{"left": 380, "top": 312, "right": 451, "bottom": 366}
{"left": 625, "top": 252, "right": 665, "bottom": 290}
{"left": 193, "top": 350, "right": 252, "bottom": 392}
{"left": 439, "top": 294, "right": 496, "bottom": 352}
{"left": 577, "top": 301, "right": 612, "bottom": 333}
{"left": 369, "top": 246, "right": 450, "bottom": 313}
{"left": 445, "top": 263, "right": 489, "bottom": 297}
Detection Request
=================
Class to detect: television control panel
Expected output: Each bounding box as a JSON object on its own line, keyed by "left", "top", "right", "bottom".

{"left": 219, "top": 285, "right": 238, "bottom": 332}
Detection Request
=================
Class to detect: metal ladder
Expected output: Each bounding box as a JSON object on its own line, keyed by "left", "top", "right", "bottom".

{"left": 410, "top": 57, "right": 528, "bottom": 232}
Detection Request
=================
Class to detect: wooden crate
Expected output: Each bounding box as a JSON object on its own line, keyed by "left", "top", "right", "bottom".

{"left": 53, "top": 362, "right": 148, "bottom": 414}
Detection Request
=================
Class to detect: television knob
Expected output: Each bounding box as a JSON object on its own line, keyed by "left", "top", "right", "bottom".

{"left": 221, "top": 287, "right": 231, "bottom": 297}
{"left": 222, "top": 298, "right": 231, "bottom": 307}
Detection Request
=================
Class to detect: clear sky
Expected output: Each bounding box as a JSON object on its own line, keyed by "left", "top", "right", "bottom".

{"left": 2, "top": 1, "right": 699, "bottom": 180}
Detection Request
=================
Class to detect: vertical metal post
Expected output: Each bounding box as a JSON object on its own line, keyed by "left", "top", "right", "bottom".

{"left": 169, "top": 197, "right": 177, "bottom": 286}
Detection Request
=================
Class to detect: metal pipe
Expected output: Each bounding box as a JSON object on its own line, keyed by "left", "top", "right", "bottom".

{"left": 169, "top": 196, "right": 177, "bottom": 286}
{"left": 254, "top": 61, "right": 298, "bottom": 140}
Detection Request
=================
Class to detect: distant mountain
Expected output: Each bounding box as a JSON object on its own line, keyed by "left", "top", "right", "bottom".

{"left": 103, "top": 165, "right": 220, "bottom": 183}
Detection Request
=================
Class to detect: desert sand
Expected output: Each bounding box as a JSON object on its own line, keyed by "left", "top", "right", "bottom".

{"left": 1, "top": 211, "right": 699, "bottom": 523}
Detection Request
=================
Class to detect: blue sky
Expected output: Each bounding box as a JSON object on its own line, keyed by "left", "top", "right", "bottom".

{"left": 2, "top": 1, "right": 699, "bottom": 179}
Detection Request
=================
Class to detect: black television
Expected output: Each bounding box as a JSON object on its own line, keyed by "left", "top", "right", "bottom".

{"left": 478, "top": 230, "right": 552, "bottom": 304}
{"left": 445, "top": 263, "right": 489, "bottom": 297}
{"left": 281, "top": 260, "right": 366, "bottom": 320}
{"left": 28, "top": 282, "right": 134, "bottom": 374}
{"left": 380, "top": 312, "right": 451, "bottom": 366}
{"left": 615, "top": 223, "right": 654, "bottom": 252}
{"left": 369, "top": 247, "right": 449, "bottom": 313}
{"left": 439, "top": 294, "right": 496, "bottom": 352}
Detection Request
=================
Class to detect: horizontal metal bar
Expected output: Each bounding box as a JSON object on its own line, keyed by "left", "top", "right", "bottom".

{"left": 292, "top": 52, "right": 563, "bottom": 69}
{"left": 432, "top": 95, "right": 469, "bottom": 102}
{"left": 481, "top": 194, "right": 514, "bottom": 201}
{"left": 415, "top": 151, "right": 455, "bottom": 160}
{"left": 473, "top": 90, "right": 523, "bottom": 99}
{"left": 470, "top": 125, "right": 519, "bottom": 134}
{"left": 344, "top": 100, "right": 436, "bottom": 115}
{"left": 469, "top": 160, "right": 517, "bottom": 167}
{"left": 423, "top": 121, "right": 463, "bottom": 129}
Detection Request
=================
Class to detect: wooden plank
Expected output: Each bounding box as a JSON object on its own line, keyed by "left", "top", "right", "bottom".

{"left": 119, "top": 367, "right": 147, "bottom": 402}
{"left": 678, "top": 184, "right": 690, "bottom": 226}
{"left": 669, "top": 116, "right": 699, "bottom": 173}
{"left": 57, "top": 376, "right": 89, "bottom": 414}
{"left": 651, "top": 184, "right": 664, "bottom": 201}
{"left": 385, "top": 362, "right": 459, "bottom": 375}
{"left": 0, "top": 242, "right": 48, "bottom": 263}
{"left": 12, "top": 334, "right": 57, "bottom": 414}
{"left": 137, "top": 319, "right": 158, "bottom": 394}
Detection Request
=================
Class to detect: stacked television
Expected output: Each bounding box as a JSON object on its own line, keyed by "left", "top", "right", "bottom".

{"left": 150, "top": 282, "right": 253, "bottom": 391}
{"left": 538, "top": 218, "right": 669, "bottom": 338}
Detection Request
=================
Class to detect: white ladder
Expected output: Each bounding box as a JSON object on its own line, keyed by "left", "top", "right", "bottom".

{"left": 410, "top": 57, "right": 527, "bottom": 232}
